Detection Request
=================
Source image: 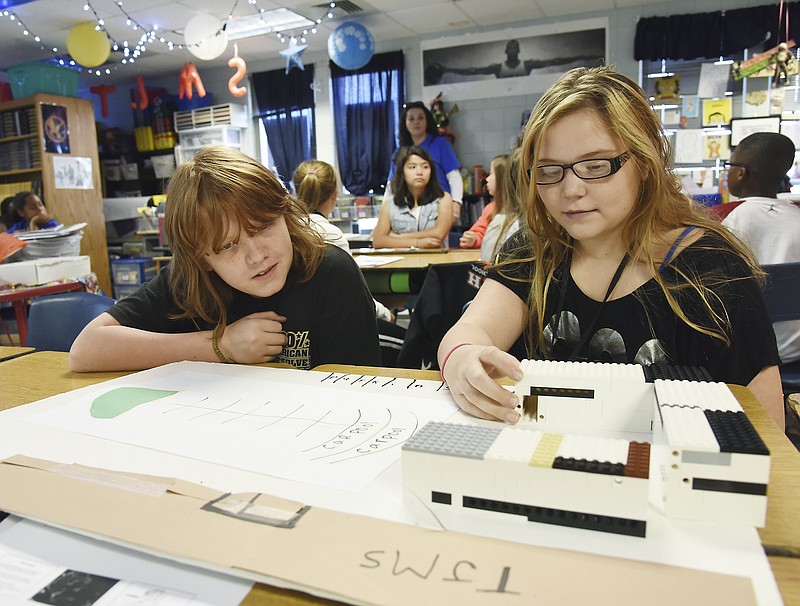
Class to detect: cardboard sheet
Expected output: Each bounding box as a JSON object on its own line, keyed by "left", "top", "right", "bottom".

{"left": 0, "top": 455, "right": 757, "bottom": 606}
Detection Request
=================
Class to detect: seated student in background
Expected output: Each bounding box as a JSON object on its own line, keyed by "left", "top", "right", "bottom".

{"left": 438, "top": 66, "right": 784, "bottom": 430}
{"left": 4, "top": 192, "right": 59, "bottom": 233}
{"left": 718, "top": 132, "right": 800, "bottom": 365}
{"left": 460, "top": 151, "right": 524, "bottom": 259}
{"left": 0, "top": 196, "right": 15, "bottom": 231}
{"left": 293, "top": 159, "right": 394, "bottom": 324}
{"left": 372, "top": 146, "right": 453, "bottom": 249}
{"left": 480, "top": 150, "right": 524, "bottom": 262}
{"left": 385, "top": 101, "right": 463, "bottom": 222}
{"left": 71, "top": 146, "right": 380, "bottom": 372}
{"left": 292, "top": 159, "right": 350, "bottom": 251}
{"left": 458, "top": 199, "right": 494, "bottom": 250}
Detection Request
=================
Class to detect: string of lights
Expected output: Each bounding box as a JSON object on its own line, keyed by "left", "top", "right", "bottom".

{"left": 0, "top": 0, "right": 342, "bottom": 77}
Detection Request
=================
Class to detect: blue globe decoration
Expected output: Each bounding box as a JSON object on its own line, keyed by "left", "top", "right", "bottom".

{"left": 328, "top": 21, "right": 375, "bottom": 70}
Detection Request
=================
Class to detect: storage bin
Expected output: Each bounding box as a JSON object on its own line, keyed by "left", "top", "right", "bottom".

{"left": 113, "top": 283, "right": 141, "bottom": 300}
{"left": 111, "top": 258, "right": 156, "bottom": 286}
{"left": 6, "top": 62, "right": 79, "bottom": 99}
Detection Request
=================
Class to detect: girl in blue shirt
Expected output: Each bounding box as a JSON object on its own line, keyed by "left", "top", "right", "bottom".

{"left": 5, "top": 192, "right": 59, "bottom": 233}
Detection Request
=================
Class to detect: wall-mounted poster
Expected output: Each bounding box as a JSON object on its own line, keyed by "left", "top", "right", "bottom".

{"left": 702, "top": 97, "right": 733, "bottom": 126}
{"left": 681, "top": 95, "right": 699, "bottom": 118}
{"left": 40, "top": 104, "right": 69, "bottom": 154}
{"left": 421, "top": 17, "right": 607, "bottom": 102}
{"left": 703, "top": 133, "right": 731, "bottom": 160}
{"left": 654, "top": 76, "right": 680, "bottom": 103}
{"left": 730, "top": 116, "right": 781, "bottom": 146}
{"left": 53, "top": 156, "right": 93, "bottom": 190}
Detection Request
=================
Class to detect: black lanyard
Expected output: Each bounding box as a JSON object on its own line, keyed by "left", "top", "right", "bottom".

{"left": 550, "top": 248, "right": 629, "bottom": 361}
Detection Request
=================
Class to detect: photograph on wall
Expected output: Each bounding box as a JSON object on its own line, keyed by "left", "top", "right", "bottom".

{"left": 702, "top": 97, "right": 733, "bottom": 126}
{"left": 730, "top": 116, "right": 781, "bottom": 146}
{"left": 40, "top": 104, "right": 69, "bottom": 154}
{"left": 421, "top": 18, "right": 607, "bottom": 102}
{"left": 53, "top": 156, "right": 93, "bottom": 190}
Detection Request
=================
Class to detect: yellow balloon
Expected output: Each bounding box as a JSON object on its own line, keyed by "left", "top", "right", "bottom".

{"left": 67, "top": 22, "right": 111, "bottom": 68}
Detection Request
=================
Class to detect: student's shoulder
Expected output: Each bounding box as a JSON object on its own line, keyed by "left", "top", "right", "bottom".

{"left": 321, "top": 243, "right": 359, "bottom": 269}
{"left": 678, "top": 230, "right": 753, "bottom": 275}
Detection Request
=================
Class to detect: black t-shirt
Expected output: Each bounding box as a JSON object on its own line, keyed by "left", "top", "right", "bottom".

{"left": 490, "top": 231, "right": 780, "bottom": 386}
{"left": 107, "top": 246, "right": 381, "bottom": 369}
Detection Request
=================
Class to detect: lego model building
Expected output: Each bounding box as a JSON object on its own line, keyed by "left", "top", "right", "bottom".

{"left": 401, "top": 361, "right": 770, "bottom": 537}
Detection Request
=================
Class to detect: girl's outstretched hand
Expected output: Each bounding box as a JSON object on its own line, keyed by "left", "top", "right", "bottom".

{"left": 218, "top": 311, "right": 287, "bottom": 363}
{"left": 442, "top": 344, "right": 523, "bottom": 423}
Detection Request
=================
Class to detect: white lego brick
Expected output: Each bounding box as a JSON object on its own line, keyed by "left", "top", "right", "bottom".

{"left": 655, "top": 379, "right": 741, "bottom": 412}
{"left": 659, "top": 405, "right": 719, "bottom": 451}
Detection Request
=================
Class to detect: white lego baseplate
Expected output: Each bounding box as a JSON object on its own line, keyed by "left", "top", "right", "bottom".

{"left": 402, "top": 361, "right": 770, "bottom": 537}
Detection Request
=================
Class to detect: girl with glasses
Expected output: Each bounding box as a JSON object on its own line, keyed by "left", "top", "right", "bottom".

{"left": 438, "top": 66, "right": 784, "bottom": 430}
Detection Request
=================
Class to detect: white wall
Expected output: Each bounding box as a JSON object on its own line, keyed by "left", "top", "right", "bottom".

{"left": 89, "top": 0, "right": 772, "bottom": 175}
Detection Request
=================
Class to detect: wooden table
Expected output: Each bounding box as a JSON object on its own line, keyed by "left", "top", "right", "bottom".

{"left": 354, "top": 249, "right": 481, "bottom": 294}
{"left": 0, "top": 345, "right": 34, "bottom": 362}
{"left": 3, "top": 354, "right": 799, "bottom": 606}
{"left": 0, "top": 280, "right": 87, "bottom": 345}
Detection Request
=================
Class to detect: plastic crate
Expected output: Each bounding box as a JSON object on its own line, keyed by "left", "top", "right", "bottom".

{"left": 113, "top": 283, "right": 141, "bottom": 300}
{"left": 6, "top": 62, "right": 78, "bottom": 99}
{"left": 111, "top": 258, "right": 156, "bottom": 286}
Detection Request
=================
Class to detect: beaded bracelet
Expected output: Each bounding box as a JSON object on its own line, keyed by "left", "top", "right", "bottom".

{"left": 212, "top": 324, "right": 236, "bottom": 364}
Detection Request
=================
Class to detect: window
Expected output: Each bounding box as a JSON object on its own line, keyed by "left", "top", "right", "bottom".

{"left": 252, "top": 65, "right": 316, "bottom": 187}
{"left": 330, "top": 51, "right": 404, "bottom": 195}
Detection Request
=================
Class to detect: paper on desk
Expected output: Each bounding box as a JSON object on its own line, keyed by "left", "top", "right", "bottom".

{"left": 12, "top": 223, "right": 87, "bottom": 240}
{"left": 0, "top": 455, "right": 758, "bottom": 606}
{"left": 25, "top": 362, "right": 458, "bottom": 492}
{"left": 0, "top": 514, "right": 252, "bottom": 606}
{"left": 354, "top": 255, "right": 403, "bottom": 268}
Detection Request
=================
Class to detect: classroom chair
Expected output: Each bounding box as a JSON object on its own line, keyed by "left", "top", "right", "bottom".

{"left": 26, "top": 292, "right": 116, "bottom": 352}
{"left": 397, "top": 261, "right": 487, "bottom": 370}
{"left": 761, "top": 262, "right": 800, "bottom": 445}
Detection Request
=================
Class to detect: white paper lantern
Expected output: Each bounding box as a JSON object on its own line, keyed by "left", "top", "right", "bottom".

{"left": 184, "top": 14, "right": 228, "bottom": 61}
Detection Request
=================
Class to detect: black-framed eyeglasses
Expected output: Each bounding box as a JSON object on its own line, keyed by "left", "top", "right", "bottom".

{"left": 529, "top": 152, "right": 631, "bottom": 185}
{"left": 723, "top": 161, "right": 747, "bottom": 170}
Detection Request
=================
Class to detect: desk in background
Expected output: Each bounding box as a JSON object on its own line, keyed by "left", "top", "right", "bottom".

{"left": 0, "top": 345, "right": 34, "bottom": 362}
{"left": 0, "top": 279, "right": 92, "bottom": 346}
{"left": 354, "top": 248, "right": 481, "bottom": 295}
{"left": 1, "top": 353, "right": 799, "bottom": 605}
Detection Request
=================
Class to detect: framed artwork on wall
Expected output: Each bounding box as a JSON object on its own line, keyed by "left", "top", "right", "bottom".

{"left": 421, "top": 17, "right": 607, "bottom": 102}
{"left": 730, "top": 116, "right": 781, "bottom": 146}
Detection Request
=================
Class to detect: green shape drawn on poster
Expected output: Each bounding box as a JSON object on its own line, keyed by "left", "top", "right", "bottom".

{"left": 90, "top": 387, "right": 178, "bottom": 419}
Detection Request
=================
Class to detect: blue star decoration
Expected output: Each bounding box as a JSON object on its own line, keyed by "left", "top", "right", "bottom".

{"left": 280, "top": 37, "right": 308, "bottom": 74}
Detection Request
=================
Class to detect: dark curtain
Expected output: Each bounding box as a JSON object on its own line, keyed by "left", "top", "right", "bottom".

{"left": 251, "top": 65, "right": 316, "bottom": 186}
{"left": 635, "top": 2, "right": 800, "bottom": 61}
{"left": 330, "top": 51, "right": 404, "bottom": 195}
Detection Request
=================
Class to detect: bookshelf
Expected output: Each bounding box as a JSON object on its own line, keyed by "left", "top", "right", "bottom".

{"left": 0, "top": 94, "right": 110, "bottom": 294}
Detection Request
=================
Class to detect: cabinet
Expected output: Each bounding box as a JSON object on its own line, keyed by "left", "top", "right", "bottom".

{"left": 173, "top": 103, "right": 247, "bottom": 166}
{"left": 0, "top": 94, "right": 111, "bottom": 294}
{"left": 175, "top": 126, "right": 242, "bottom": 165}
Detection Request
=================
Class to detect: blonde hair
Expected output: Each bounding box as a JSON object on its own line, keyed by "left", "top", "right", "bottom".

{"left": 292, "top": 160, "right": 338, "bottom": 214}
{"left": 509, "top": 66, "right": 761, "bottom": 353}
{"left": 489, "top": 149, "right": 524, "bottom": 260}
{"left": 165, "top": 146, "right": 325, "bottom": 328}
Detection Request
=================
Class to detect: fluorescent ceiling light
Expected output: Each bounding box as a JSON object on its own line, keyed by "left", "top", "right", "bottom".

{"left": 647, "top": 72, "right": 675, "bottom": 78}
{"left": 226, "top": 8, "right": 314, "bottom": 40}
